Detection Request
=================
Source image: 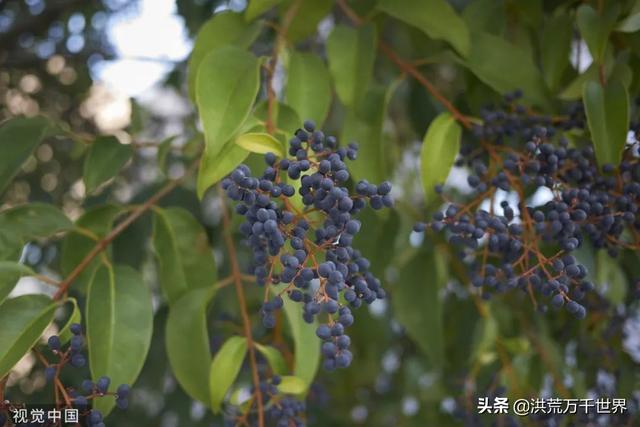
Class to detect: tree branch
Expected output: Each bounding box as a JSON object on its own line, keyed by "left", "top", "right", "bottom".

{"left": 218, "top": 188, "right": 265, "bottom": 427}
{"left": 336, "top": 0, "right": 473, "bottom": 129}
{"left": 52, "top": 161, "right": 197, "bottom": 300}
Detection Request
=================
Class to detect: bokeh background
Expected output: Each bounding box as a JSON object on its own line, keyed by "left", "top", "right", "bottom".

{"left": 2, "top": 0, "right": 640, "bottom": 426}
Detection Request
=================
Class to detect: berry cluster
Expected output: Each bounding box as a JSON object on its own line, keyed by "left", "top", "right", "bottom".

{"left": 223, "top": 120, "right": 393, "bottom": 370}
{"left": 45, "top": 323, "right": 130, "bottom": 426}
{"left": 415, "top": 93, "right": 639, "bottom": 317}
{"left": 256, "top": 376, "right": 306, "bottom": 427}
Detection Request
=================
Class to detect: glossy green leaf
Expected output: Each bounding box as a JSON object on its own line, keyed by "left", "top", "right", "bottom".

{"left": 87, "top": 265, "right": 153, "bottom": 416}
{"left": 286, "top": 51, "right": 332, "bottom": 125}
{"left": 0, "top": 116, "right": 52, "bottom": 194}
{"left": 541, "top": 13, "right": 573, "bottom": 92}
{"left": 60, "top": 205, "right": 122, "bottom": 293}
{"left": 277, "top": 376, "right": 306, "bottom": 395}
{"left": 0, "top": 262, "right": 35, "bottom": 306}
{"left": 283, "top": 0, "right": 332, "bottom": 42}
{"left": 326, "top": 24, "right": 377, "bottom": 107}
{"left": 196, "top": 46, "right": 260, "bottom": 161}
{"left": 582, "top": 78, "right": 629, "bottom": 166}
{"left": 83, "top": 136, "right": 133, "bottom": 194}
{"left": 0, "top": 294, "right": 57, "bottom": 379}
{"left": 342, "top": 81, "right": 399, "bottom": 184}
{"left": 596, "top": 252, "right": 628, "bottom": 305}
{"left": 392, "top": 250, "right": 446, "bottom": 369}
{"left": 378, "top": 0, "right": 470, "bottom": 57}
{"left": 420, "top": 112, "right": 461, "bottom": 206}
{"left": 0, "top": 203, "right": 72, "bottom": 238}
{"left": 235, "top": 132, "right": 285, "bottom": 157}
{"left": 272, "top": 285, "right": 319, "bottom": 390}
{"left": 253, "top": 102, "right": 301, "bottom": 141}
{"left": 188, "top": 12, "right": 262, "bottom": 100}
{"left": 209, "top": 336, "right": 248, "bottom": 413}
{"left": 152, "top": 207, "right": 217, "bottom": 304}
{"left": 255, "top": 343, "right": 287, "bottom": 375}
{"left": 57, "top": 297, "right": 81, "bottom": 344}
{"left": 465, "top": 31, "right": 550, "bottom": 107}
{"left": 245, "top": 0, "right": 283, "bottom": 21}
{"left": 576, "top": 4, "right": 617, "bottom": 63}
{"left": 166, "top": 286, "right": 217, "bottom": 405}
{"left": 197, "top": 141, "right": 250, "bottom": 198}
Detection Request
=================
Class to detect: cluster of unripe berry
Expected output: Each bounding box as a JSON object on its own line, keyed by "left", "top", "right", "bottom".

{"left": 45, "top": 323, "right": 130, "bottom": 426}
{"left": 415, "top": 92, "right": 639, "bottom": 317}
{"left": 223, "top": 120, "right": 393, "bottom": 370}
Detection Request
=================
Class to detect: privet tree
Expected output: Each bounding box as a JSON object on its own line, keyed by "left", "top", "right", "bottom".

{"left": 1, "top": 0, "right": 639, "bottom": 426}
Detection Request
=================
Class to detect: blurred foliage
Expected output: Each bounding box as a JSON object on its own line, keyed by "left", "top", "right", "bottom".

{"left": 0, "top": 0, "right": 639, "bottom": 426}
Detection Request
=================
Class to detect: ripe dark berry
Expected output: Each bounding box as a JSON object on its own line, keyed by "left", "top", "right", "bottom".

{"left": 70, "top": 323, "right": 82, "bottom": 336}
{"left": 47, "top": 335, "right": 61, "bottom": 351}
{"left": 44, "top": 366, "right": 56, "bottom": 382}
{"left": 96, "top": 376, "right": 110, "bottom": 394}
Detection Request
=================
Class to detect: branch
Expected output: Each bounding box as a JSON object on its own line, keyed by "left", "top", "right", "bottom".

{"left": 52, "top": 161, "right": 197, "bottom": 300}
{"left": 265, "top": 0, "right": 302, "bottom": 134}
{"left": 218, "top": 188, "right": 265, "bottom": 427}
{"left": 336, "top": 0, "right": 473, "bottom": 129}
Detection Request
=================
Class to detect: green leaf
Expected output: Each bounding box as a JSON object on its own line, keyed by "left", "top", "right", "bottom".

{"left": 469, "top": 312, "right": 498, "bottom": 364}
{"left": 234, "top": 132, "right": 285, "bottom": 157}
{"left": 342, "top": 80, "right": 400, "bottom": 184}
{"left": 392, "top": 249, "right": 446, "bottom": 369}
{"left": 0, "top": 261, "right": 34, "bottom": 305}
{"left": 378, "top": 0, "right": 470, "bottom": 57}
{"left": 326, "top": 24, "right": 377, "bottom": 107}
{"left": 57, "top": 297, "right": 81, "bottom": 344}
{"left": 209, "top": 336, "right": 248, "bottom": 413}
{"left": 166, "top": 286, "right": 217, "bottom": 405}
{"left": 188, "top": 12, "right": 262, "bottom": 100}
{"left": 60, "top": 205, "right": 122, "bottom": 293}
{"left": 465, "top": 31, "right": 550, "bottom": 107}
{"left": 0, "top": 116, "right": 52, "bottom": 194}
{"left": 283, "top": 0, "right": 332, "bottom": 42}
{"left": 596, "top": 252, "right": 628, "bottom": 305}
{"left": 0, "top": 294, "right": 57, "bottom": 379}
{"left": 0, "top": 203, "right": 72, "bottom": 239}
{"left": 286, "top": 51, "right": 332, "bottom": 125}
{"left": 245, "top": 0, "right": 283, "bottom": 21}
{"left": 197, "top": 141, "right": 251, "bottom": 198}
{"left": 420, "top": 112, "right": 462, "bottom": 206}
{"left": 576, "top": 4, "right": 618, "bottom": 63}
{"left": 277, "top": 375, "right": 306, "bottom": 395}
{"left": 253, "top": 102, "right": 301, "bottom": 140}
{"left": 157, "top": 135, "right": 177, "bottom": 176}
{"left": 541, "top": 13, "right": 573, "bottom": 92}
{"left": 87, "top": 265, "right": 153, "bottom": 416}
{"left": 272, "top": 285, "right": 319, "bottom": 390}
{"left": 152, "top": 207, "right": 217, "bottom": 304}
{"left": 582, "top": 78, "right": 629, "bottom": 166}
{"left": 255, "top": 343, "right": 287, "bottom": 375}
{"left": 196, "top": 46, "right": 261, "bottom": 163}
{"left": 462, "top": 0, "right": 505, "bottom": 36}
{"left": 616, "top": 1, "right": 640, "bottom": 32}
{"left": 83, "top": 136, "right": 133, "bottom": 194}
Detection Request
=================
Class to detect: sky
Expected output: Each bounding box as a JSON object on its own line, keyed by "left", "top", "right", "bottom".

{"left": 93, "top": 0, "right": 193, "bottom": 97}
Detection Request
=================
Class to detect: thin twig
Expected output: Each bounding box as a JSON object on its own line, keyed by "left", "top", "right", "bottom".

{"left": 52, "top": 161, "right": 197, "bottom": 300}
{"left": 336, "top": 0, "right": 473, "bottom": 129}
{"left": 219, "top": 188, "right": 265, "bottom": 427}
{"left": 265, "top": 0, "right": 302, "bottom": 134}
